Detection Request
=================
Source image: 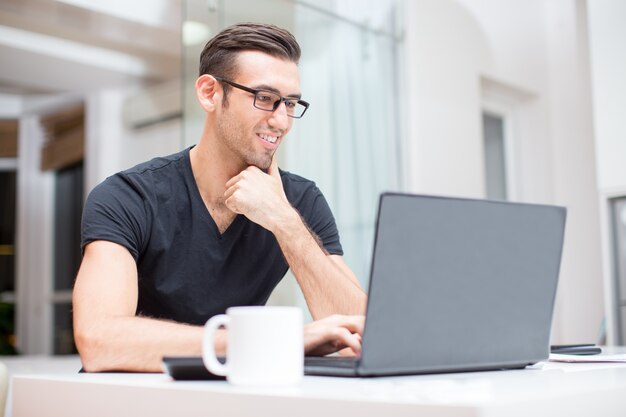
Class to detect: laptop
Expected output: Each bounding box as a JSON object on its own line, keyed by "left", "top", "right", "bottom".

{"left": 304, "top": 192, "right": 566, "bottom": 377}
{"left": 163, "top": 192, "right": 566, "bottom": 379}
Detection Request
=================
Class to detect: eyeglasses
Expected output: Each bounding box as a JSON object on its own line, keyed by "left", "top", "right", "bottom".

{"left": 213, "top": 76, "right": 309, "bottom": 119}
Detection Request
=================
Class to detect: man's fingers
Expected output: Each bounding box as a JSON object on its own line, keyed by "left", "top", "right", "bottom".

{"left": 225, "top": 166, "right": 258, "bottom": 188}
{"left": 224, "top": 195, "right": 239, "bottom": 214}
{"left": 223, "top": 183, "right": 235, "bottom": 199}
{"left": 328, "top": 314, "right": 365, "bottom": 336}
{"left": 335, "top": 328, "right": 361, "bottom": 356}
{"left": 225, "top": 173, "right": 241, "bottom": 189}
{"left": 303, "top": 314, "right": 365, "bottom": 357}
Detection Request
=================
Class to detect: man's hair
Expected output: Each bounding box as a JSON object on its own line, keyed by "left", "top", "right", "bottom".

{"left": 199, "top": 23, "right": 301, "bottom": 102}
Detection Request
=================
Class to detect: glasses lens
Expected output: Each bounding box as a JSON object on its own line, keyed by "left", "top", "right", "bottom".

{"left": 253, "top": 91, "right": 307, "bottom": 118}
{"left": 254, "top": 91, "right": 280, "bottom": 111}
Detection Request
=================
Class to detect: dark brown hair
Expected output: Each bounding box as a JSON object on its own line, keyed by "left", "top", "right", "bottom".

{"left": 199, "top": 23, "right": 301, "bottom": 102}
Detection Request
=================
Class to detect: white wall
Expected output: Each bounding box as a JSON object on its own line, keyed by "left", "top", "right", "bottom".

{"left": 85, "top": 88, "right": 183, "bottom": 192}
{"left": 587, "top": 0, "right": 626, "bottom": 344}
{"left": 543, "top": 0, "right": 603, "bottom": 345}
{"left": 402, "top": 0, "right": 489, "bottom": 197}
{"left": 15, "top": 114, "right": 54, "bottom": 355}
{"left": 588, "top": 0, "right": 626, "bottom": 192}
{"left": 403, "top": 0, "right": 604, "bottom": 343}
{"left": 0, "top": 94, "right": 22, "bottom": 117}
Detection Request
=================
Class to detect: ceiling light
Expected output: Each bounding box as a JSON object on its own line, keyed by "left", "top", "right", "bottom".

{"left": 183, "top": 21, "right": 212, "bottom": 46}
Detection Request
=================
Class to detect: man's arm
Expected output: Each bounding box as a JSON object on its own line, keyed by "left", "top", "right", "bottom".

{"left": 74, "top": 241, "right": 364, "bottom": 371}
{"left": 224, "top": 159, "right": 367, "bottom": 320}
{"left": 73, "top": 240, "right": 220, "bottom": 372}
{"left": 273, "top": 215, "right": 366, "bottom": 319}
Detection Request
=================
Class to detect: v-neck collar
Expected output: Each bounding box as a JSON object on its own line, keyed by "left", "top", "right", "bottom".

{"left": 183, "top": 147, "right": 246, "bottom": 240}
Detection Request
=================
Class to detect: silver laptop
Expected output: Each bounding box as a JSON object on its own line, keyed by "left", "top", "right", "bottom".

{"left": 304, "top": 192, "right": 566, "bottom": 377}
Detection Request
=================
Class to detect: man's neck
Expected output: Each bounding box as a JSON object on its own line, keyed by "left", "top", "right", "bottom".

{"left": 189, "top": 136, "right": 245, "bottom": 208}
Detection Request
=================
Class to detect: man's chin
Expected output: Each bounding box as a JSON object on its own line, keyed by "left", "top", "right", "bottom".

{"left": 248, "top": 160, "right": 272, "bottom": 173}
{"left": 246, "top": 155, "right": 273, "bottom": 172}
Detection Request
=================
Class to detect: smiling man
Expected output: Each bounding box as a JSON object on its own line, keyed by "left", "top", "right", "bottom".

{"left": 73, "top": 23, "right": 367, "bottom": 372}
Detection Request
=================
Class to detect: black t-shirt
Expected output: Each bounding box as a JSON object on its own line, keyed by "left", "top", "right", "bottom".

{"left": 81, "top": 147, "right": 342, "bottom": 325}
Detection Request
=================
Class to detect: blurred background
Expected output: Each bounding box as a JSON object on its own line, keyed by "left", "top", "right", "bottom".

{"left": 0, "top": 0, "right": 624, "bottom": 358}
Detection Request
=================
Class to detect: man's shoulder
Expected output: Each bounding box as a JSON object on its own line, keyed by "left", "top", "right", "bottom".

{"left": 278, "top": 169, "right": 328, "bottom": 211}
{"left": 120, "top": 148, "right": 189, "bottom": 179}
{"left": 98, "top": 148, "right": 188, "bottom": 188}
{"left": 278, "top": 168, "right": 321, "bottom": 195}
{"left": 278, "top": 168, "right": 316, "bottom": 187}
{"left": 90, "top": 148, "right": 190, "bottom": 202}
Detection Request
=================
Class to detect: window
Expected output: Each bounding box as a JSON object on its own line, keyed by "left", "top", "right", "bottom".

{"left": 0, "top": 169, "right": 17, "bottom": 354}
{"left": 52, "top": 162, "right": 83, "bottom": 354}
{"left": 482, "top": 112, "right": 508, "bottom": 200}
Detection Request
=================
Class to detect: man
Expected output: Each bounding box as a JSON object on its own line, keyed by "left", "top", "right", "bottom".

{"left": 73, "top": 23, "right": 367, "bottom": 372}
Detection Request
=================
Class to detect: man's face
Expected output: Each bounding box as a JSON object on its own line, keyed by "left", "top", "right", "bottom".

{"left": 215, "top": 51, "right": 300, "bottom": 171}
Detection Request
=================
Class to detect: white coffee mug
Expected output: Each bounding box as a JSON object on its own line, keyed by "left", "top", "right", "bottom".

{"left": 203, "top": 306, "right": 304, "bottom": 386}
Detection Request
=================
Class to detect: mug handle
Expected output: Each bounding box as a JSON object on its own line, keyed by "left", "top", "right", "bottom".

{"left": 202, "top": 314, "right": 229, "bottom": 376}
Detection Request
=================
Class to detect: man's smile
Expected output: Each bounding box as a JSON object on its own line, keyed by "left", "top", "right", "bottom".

{"left": 258, "top": 132, "right": 280, "bottom": 144}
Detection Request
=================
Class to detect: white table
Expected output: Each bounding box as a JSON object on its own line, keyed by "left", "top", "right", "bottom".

{"left": 1, "top": 355, "right": 82, "bottom": 417}
{"left": 12, "top": 360, "right": 626, "bottom": 417}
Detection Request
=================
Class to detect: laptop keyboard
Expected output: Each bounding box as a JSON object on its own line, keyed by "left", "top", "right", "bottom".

{"left": 305, "top": 356, "right": 358, "bottom": 369}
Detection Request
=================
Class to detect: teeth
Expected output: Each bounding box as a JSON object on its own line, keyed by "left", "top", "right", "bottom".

{"left": 259, "top": 133, "right": 278, "bottom": 144}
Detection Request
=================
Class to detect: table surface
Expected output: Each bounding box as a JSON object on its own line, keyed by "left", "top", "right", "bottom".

{"left": 12, "top": 355, "right": 626, "bottom": 417}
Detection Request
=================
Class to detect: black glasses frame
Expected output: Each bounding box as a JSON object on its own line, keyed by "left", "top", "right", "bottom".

{"left": 213, "top": 76, "right": 309, "bottom": 119}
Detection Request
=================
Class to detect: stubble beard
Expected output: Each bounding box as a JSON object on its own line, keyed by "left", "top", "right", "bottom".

{"left": 217, "top": 111, "right": 274, "bottom": 171}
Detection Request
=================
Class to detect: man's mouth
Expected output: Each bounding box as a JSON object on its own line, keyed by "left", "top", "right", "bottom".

{"left": 258, "top": 133, "right": 279, "bottom": 144}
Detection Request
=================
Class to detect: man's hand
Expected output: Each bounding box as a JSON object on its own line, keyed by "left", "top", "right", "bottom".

{"left": 304, "top": 315, "right": 365, "bottom": 357}
{"left": 226, "top": 158, "right": 367, "bottom": 320}
{"left": 224, "top": 158, "right": 295, "bottom": 231}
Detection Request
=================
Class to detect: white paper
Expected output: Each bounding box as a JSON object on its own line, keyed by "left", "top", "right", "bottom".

{"left": 549, "top": 353, "right": 626, "bottom": 363}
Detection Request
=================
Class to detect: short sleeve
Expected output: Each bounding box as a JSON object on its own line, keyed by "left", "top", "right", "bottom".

{"left": 81, "top": 175, "right": 150, "bottom": 261}
{"left": 302, "top": 186, "right": 343, "bottom": 256}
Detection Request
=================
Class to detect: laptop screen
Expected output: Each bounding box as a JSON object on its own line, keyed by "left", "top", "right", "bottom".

{"left": 359, "top": 193, "right": 566, "bottom": 375}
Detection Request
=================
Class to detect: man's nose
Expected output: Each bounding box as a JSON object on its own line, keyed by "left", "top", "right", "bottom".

{"left": 268, "top": 101, "right": 291, "bottom": 130}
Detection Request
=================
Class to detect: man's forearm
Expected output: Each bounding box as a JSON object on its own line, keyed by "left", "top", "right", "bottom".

{"left": 272, "top": 209, "right": 367, "bottom": 320}
{"left": 76, "top": 316, "right": 223, "bottom": 372}
{"left": 222, "top": 163, "right": 366, "bottom": 319}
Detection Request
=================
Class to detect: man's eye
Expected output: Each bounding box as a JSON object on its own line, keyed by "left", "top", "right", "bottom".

{"left": 285, "top": 101, "right": 297, "bottom": 109}
{"left": 257, "top": 94, "right": 273, "bottom": 102}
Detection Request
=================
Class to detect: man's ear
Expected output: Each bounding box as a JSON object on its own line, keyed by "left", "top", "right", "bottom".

{"left": 196, "top": 74, "right": 220, "bottom": 112}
